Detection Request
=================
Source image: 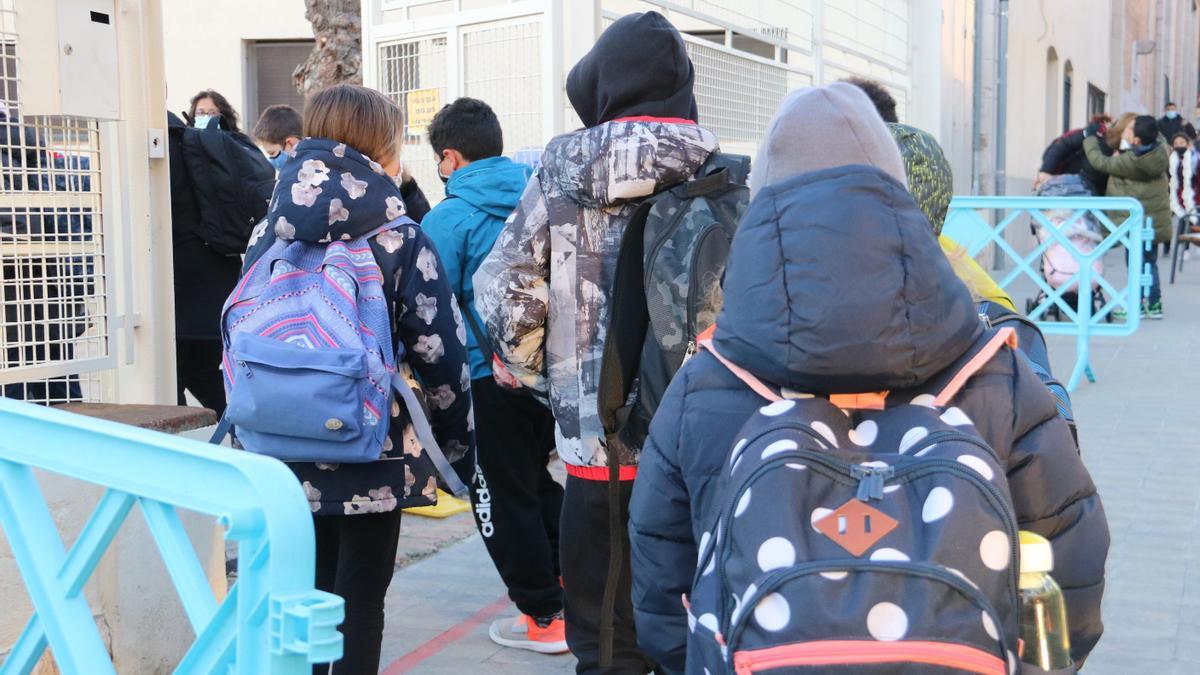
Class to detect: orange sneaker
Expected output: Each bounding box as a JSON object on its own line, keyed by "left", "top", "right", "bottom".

{"left": 488, "top": 613, "right": 569, "bottom": 654}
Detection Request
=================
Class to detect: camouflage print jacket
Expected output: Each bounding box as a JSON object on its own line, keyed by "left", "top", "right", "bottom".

{"left": 473, "top": 120, "right": 718, "bottom": 468}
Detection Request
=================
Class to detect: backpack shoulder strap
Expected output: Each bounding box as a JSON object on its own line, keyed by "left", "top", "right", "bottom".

{"left": 696, "top": 325, "right": 783, "bottom": 403}
{"left": 929, "top": 327, "right": 1018, "bottom": 405}
{"left": 391, "top": 373, "right": 468, "bottom": 497}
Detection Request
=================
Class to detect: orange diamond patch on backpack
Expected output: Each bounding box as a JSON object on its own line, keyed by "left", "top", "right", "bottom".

{"left": 813, "top": 499, "right": 898, "bottom": 556}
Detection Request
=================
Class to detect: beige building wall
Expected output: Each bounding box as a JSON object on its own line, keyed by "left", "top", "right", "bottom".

{"left": 162, "top": 0, "right": 312, "bottom": 127}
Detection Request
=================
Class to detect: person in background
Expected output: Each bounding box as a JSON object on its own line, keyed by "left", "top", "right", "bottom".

{"left": 474, "top": 11, "right": 718, "bottom": 673}
{"left": 1034, "top": 114, "right": 1116, "bottom": 194}
{"left": 170, "top": 89, "right": 271, "bottom": 415}
{"left": 241, "top": 84, "right": 471, "bottom": 675}
{"left": 188, "top": 89, "right": 241, "bottom": 132}
{"left": 420, "top": 97, "right": 567, "bottom": 654}
{"left": 252, "top": 104, "right": 303, "bottom": 171}
{"left": 1168, "top": 131, "right": 1198, "bottom": 248}
{"left": 1084, "top": 114, "right": 1170, "bottom": 319}
{"left": 1158, "top": 101, "right": 1196, "bottom": 142}
{"left": 843, "top": 77, "right": 1015, "bottom": 311}
{"left": 628, "top": 82, "right": 1109, "bottom": 672}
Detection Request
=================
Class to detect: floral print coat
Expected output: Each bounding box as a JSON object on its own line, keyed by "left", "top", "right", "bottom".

{"left": 242, "top": 138, "right": 474, "bottom": 516}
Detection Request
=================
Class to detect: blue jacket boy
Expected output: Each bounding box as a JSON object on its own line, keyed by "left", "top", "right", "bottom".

{"left": 422, "top": 155, "right": 531, "bottom": 379}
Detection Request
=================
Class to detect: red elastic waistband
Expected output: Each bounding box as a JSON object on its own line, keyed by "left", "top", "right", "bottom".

{"left": 565, "top": 464, "right": 639, "bottom": 481}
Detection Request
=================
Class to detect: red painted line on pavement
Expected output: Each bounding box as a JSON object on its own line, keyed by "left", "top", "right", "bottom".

{"left": 381, "top": 594, "right": 513, "bottom": 674}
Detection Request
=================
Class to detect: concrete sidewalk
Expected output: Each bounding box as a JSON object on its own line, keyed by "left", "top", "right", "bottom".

{"left": 376, "top": 270, "right": 1200, "bottom": 674}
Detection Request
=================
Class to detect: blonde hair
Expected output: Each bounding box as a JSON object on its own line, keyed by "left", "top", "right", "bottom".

{"left": 303, "top": 84, "right": 404, "bottom": 165}
{"left": 695, "top": 272, "right": 725, "bottom": 331}
{"left": 1105, "top": 112, "right": 1137, "bottom": 148}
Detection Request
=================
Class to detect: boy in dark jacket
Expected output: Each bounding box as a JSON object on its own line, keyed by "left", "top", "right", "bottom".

{"left": 421, "top": 98, "right": 566, "bottom": 654}
{"left": 474, "top": 11, "right": 718, "bottom": 673}
{"left": 628, "top": 83, "right": 1109, "bottom": 672}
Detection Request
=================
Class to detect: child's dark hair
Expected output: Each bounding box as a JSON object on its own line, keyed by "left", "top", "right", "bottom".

{"left": 428, "top": 98, "right": 504, "bottom": 161}
{"left": 841, "top": 77, "right": 898, "bottom": 124}
{"left": 1133, "top": 115, "right": 1159, "bottom": 145}
{"left": 253, "top": 105, "right": 303, "bottom": 145}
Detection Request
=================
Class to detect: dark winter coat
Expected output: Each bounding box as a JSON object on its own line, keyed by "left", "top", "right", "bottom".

{"left": 1084, "top": 135, "right": 1172, "bottom": 243}
{"left": 1039, "top": 128, "right": 1111, "bottom": 195}
{"left": 1157, "top": 114, "right": 1195, "bottom": 143}
{"left": 168, "top": 112, "right": 243, "bottom": 340}
{"left": 628, "top": 165, "right": 1109, "bottom": 671}
{"left": 241, "top": 138, "right": 473, "bottom": 515}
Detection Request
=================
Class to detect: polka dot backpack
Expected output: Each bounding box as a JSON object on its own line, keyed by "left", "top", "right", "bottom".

{"left": 687, "top": 327, "right": 1022, "bottom": 674}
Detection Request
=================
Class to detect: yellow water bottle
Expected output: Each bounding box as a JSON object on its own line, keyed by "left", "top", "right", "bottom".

{"left": 1018, "top": 531, "right": 1072, "bottom": 670}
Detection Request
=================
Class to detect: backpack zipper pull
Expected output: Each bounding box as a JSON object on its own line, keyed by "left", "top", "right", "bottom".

{"left": 851, "top": 465, "right": 895, "bottom": 501}
{"left": 682, "top": 339, "right": 697, "bottom": 366}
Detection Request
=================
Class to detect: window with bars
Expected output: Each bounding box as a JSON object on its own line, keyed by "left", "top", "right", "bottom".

{"left": 378, "top": 35, "right": 448, "bottom": 201}
{"left": 462, "top": 21, "right": 543, "bottom": 157}
{"left": 0, "top": 4, "right": 109, "bottom": 405}
{"left": 686, "top": 39, "right": 792, "bottom": 143}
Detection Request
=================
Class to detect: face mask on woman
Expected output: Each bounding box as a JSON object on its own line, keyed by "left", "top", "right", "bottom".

{"left": 193, "top": 114, "right": 214, "bottom": 129}
{"left": 1119, "top": 139, "right": 1133, "bottom": 151}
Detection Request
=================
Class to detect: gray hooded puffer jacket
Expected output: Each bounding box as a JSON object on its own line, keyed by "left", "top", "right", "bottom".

{"left": 473, "top": 120, "right": 718, "bottom": 468}
{"left": 628, "top": 85, "right": 1108, "bottom": 672}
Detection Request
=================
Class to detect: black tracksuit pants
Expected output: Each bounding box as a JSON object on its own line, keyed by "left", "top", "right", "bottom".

{"left": 561, "top": 474, "right": 657, "bottom": 674}
{"left": 468, "top": 377, "right": 564, "bottom": 619}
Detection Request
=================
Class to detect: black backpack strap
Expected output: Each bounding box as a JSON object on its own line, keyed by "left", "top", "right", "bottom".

{"left": 597, "top": 198, "right": 656, "bottom": 436}
{"left": 457, "top": 295, "right": 495, "bottom": 366}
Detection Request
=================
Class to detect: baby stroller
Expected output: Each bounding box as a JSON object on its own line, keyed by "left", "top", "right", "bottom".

{"left": 1027, "top": 175, "right": 1109, "bottom": 321}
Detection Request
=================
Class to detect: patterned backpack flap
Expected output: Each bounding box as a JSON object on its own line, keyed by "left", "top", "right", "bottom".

{"left": 687, "top": 329, "right": 1022, "bottom": 675}
{"left": 218, "top": 221, "right": 404, "bottom": 463}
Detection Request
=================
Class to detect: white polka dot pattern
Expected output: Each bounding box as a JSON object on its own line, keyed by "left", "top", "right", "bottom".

{"left": 979, "top": 530, "right": 1011, "bottom": 571}
{"left": 957, "top": 454, "right": 995, "bottom": 480}
{"left": 760, "top": 400, "right": 796, "bottom": 416}
{"left": 848, "top": 420, "right": 878, "bottom": 446}
{"left": 754, "top": 593, "right": 791, "bottom": 631}
{"left": 866, "top": 602, "right": 908, "bottom": 641}
{"left": 761, "top": 439, "right": 798, "bottom": 460}
{"left": 757, "top": 537, "right": 796, "bottom": 571}
{"left": 922, "top": 487, "right": 954, "bottom": 523}
{"left": 898, "top": 426, "right": 929, "bottom": 454}
{"left": 810, "top": 421, "right": 839, "bottom": 447}
{"left": 735, "top": 488, "right": 752, "bottom": 517}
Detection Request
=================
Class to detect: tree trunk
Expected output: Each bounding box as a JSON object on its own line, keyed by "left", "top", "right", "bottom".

{"left": 294, "top": 0, "right": 363, "bottom": 96}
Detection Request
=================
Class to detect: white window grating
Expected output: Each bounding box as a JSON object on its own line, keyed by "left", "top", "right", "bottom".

{"left": 462, "top": 21, "right": 543, "bottom": 158}
{"left": 378, "top": 35, "right": 448, "bottom": 202}
{"left": 686, "top": 39, "right": 794, "bottom": 143}
{"left": 0, "top": 4, "right": 110, "bottom": 405}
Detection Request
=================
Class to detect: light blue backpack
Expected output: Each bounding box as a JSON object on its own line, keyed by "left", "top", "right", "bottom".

{"left": 212, "top": 219, "right": 466, "bottom": 495}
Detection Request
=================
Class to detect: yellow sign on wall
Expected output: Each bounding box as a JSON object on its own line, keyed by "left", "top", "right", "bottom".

{"left": 406, "top": 88, "right": 442, "bottom": 136}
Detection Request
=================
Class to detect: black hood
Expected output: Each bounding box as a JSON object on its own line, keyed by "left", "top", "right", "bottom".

{"left": 566, "top": 11, "right": 698, "bottom": 128}
{"left": 713, "top": 165, "right": 983, "bottom": 394}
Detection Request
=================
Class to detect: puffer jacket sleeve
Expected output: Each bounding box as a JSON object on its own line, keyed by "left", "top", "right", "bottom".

{"left": 1084, "top": 136, "right": 1142, "bottom": 179}
{"left": 1040, "top": 129, "right": 1084, "bottom": 174}
{"left": 396, "top": 228, "right": 475, "bottom": 483}
{"left": 471, "top": 174, "right": 550, "bottom": 393}
{"left": 629, "top": 371, "right": 694, "bottom": 674}
{"left": 1002, "top": 352, "right": 1109, "bottom": 664}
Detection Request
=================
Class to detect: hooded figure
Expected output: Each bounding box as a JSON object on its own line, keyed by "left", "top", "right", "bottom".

{"left": 628, "top": 83, "right": 1108, "bottom": 671}
{"left": 240, "top": 138, "right": 474, "bottom": 516}
{"left": 888, "top": 122, "right": 1016, "bottom": 312}
{"left": 472, "top": 11, "right": 715, "bottom": 671}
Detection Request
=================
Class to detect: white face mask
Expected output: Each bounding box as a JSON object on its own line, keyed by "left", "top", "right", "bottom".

{"left": 193, "top": 114, "right": 214, "bottom": 129}
{"left": 1119, "top": 139, "right": 1133, "bottom": 151}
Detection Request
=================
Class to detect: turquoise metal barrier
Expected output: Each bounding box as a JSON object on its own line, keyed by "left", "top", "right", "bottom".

{"left": 0, "top": 399, "right": 343, "bottom": 674}
{"left": 944, "top": 196, "right": 1149, "bottom": 391}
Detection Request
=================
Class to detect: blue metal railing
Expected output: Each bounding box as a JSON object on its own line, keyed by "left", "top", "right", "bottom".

{"left": 944, "top": 195, "right": 1149, "bottom": 391}
{"left": 0, "top": 399, "right": 343, "bottom": 674}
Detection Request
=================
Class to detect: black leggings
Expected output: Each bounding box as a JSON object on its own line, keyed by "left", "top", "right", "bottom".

{"left": 312, "top": 509, "right": 403, "bottom": 675}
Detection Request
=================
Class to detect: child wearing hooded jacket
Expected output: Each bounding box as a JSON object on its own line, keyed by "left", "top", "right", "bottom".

{"left": 473, "top": 11, "right": 719, "bottom": 673}
{"left": 627, "top": 83, "right": 1109, "bottom": 673}
{"left": 241, "top": 84, "right": 474, "bottom": 675}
